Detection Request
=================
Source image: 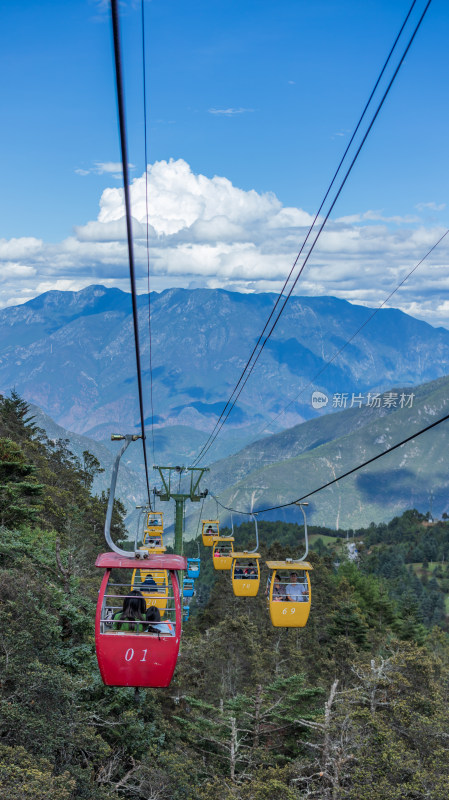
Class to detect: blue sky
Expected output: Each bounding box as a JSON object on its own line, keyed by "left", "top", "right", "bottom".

{"left": 1, "top": 0, "right": 448, "bottom": 325}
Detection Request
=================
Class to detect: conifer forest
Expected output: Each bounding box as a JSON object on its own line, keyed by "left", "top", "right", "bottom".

{"left": 1, "top": 393, "right": 449, "bottom": 800}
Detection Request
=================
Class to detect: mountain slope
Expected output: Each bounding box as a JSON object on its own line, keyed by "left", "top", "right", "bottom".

{"left": 1, "top": 285, "right": 449, "bottom": 459}
{"left": 192, "top": 374, "right": 449, "bottom": 532}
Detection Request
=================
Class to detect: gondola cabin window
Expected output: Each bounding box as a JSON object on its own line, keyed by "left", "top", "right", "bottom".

{"left": 101, "top": 568, "right": 176, "bottom": 635}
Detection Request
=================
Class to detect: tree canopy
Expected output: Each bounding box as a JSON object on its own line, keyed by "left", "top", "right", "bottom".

{"left": 1, "top": 392, "right": 449, "bottom": 800}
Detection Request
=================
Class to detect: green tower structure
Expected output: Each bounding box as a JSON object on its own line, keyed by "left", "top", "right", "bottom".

{"left": 153, "top": 466, "right": 209, "bottom": 555}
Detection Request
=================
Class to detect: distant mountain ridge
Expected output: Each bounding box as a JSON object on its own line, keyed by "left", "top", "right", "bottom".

{"left": 193, "top": 374, "right": 449, "bottom": 532}
{"left": 1, "top": 285, "right": 449, "bottom": 468}
{"left": 20, "top": 374, "right": 449, "bottom": 536}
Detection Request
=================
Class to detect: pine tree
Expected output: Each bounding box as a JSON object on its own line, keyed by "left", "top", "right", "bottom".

{"left": 0, "top": 437, "right": 42, "bottom": 528}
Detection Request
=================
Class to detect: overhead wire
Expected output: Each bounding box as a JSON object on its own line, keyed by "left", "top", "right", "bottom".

{"left": 193, "top": 0, "right": 432, "bottom": 467}
{"left": 211, "top": 408, "right": 449, "bottom": 516}
{"left": 141, "top": 0, "right": 157, "bottom": 466}
{"left": 259, "top": 228, "right": 449, "bottom": 434}
{"left": 190, "top": 0, "right": 432, "bottom": 468}
{"left": 110, "top": 0, "right": 152, "bottom": 506}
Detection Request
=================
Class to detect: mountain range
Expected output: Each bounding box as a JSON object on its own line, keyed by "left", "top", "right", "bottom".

{"left": 2, "top": 285, "right": 449, "bottom": 464}
{"left": 2, "top": 284, "right": 449, "bottom": 533}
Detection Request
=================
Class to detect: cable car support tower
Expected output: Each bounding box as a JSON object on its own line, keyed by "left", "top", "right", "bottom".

{"left": 153, "top": 466, "right": 209, "bottom": 555}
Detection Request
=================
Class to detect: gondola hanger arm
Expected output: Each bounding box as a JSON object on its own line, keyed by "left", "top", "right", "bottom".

{"left": 104, "top": 434, "right": 146, "bottom": 558}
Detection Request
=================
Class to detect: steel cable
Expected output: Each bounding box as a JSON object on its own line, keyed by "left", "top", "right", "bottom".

{"left": 191, "top": 0, "right": 432, "bottom": 468}
{"left": 211, "top": 408, "right": 449, "bottom": 515}
{"left": 110, "top": 0, "right": 152, "bottom": 505}
{"left": 141, "top": 0, "right": 157, "bottom": 466}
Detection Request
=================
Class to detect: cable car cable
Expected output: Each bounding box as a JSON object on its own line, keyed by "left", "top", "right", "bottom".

{"left": 191, "top": 0, "right": 432, "bottom": 468}
{"left": 193, "top": 0, "right": 432, "bottom": 467}
{"left": 110, "top": 0, "right": 151, "bottom": 505}
{"left": 141, "top": 0, "right": 156, "bottom": 466}
{"left": 190, "top": 0, "right": 430, "bottom": 467}
{"left": 259, "top": 228, "right": 449, "bottom": 434}
{"left": 210, "top": 406, "right": 449, "bottom": 515}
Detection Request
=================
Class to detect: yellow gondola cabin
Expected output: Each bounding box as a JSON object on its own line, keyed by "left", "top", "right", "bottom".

{"left": 212, "top": 537, "right": 234, "bottom": 570}
{"left": 142, "top": 511, "right": 165, "bottom": 552}
{"left": 266, "top": 561, "right": 312, "bottom": 627}
{"left": 231, "top": 553, "right": 260, "bottom": 596}
{"left": 202, "top": 519, "right": 220, "bottom": 547}
{"left": 131, "top": 567, "right": 169, "bottom": 612}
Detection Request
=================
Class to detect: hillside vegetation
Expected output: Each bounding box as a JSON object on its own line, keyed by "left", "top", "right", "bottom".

{"left": 1, "top": 394, "right": 449, "bottom": 800}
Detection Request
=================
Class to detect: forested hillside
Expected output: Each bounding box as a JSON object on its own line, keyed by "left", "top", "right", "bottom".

{"left": 1, "top": 394, "right": 449, "bottom": 800}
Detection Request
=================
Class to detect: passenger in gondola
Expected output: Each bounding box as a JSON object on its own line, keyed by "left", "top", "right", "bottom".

{"left": 245, "top": 562, "right": 257, "bottom": 579}
{"left": 285, "top": 572, "right": 307, "bottom": 602}
{"left": 234, "top": 565, "right": 244, "bottom": 578}
{"left": 113, "top": 590, "right": 147, "bottom": 632}
{"left": 146, "top": 606, "right": 174, "bottom": 636}
{"left": 207, "top": 525, "right": 215, "bottom": 534}
{"left": 273, "top": 574, "right": 285, "bottom": 600}
{"left": 141, "top": 574, "right": 158, "bottom": 591}
{"left": 147, "top": 536, "right": 161, "bottom": 548}
{"left": 266, "top": 574, "right": 284, "bottom": 600}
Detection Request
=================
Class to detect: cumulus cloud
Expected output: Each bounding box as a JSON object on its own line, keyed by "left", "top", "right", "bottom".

{"left": 0, "top": 263, "right": 36, "bottom": 282}
{"left": 0, "top": 237, "right": 43, "bottom": 260}
{"left": 1, "top": 158, "right": 449, "bottom": 327}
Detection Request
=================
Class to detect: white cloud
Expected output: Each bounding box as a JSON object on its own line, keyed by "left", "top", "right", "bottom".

{"left": 94, "top": 161, "right": 134, "bottom": 175}
{"left": 1, "top": 158, "right": 449, "bottom": 327}
{"left": 75, "top": 161, "right": 135, "bottom": 178}
{"left": 0, "top": 237, "right": 43, "bottom": 260}
{"left": 415, "top": 201, "right": 446, "bottom": 212}
{"left": 335, "top": 210, "right": 420, "bottom": 225}
{"left": 208, "top": 108, "right": 254, "bottom": 116}
{"left": 0, "top": 263, "right": 36, "bottom": 282}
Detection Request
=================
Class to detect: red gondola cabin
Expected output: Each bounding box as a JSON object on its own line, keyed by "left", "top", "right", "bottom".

{"left": 95, "top": 552, "right": 186, "bottom": 688}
